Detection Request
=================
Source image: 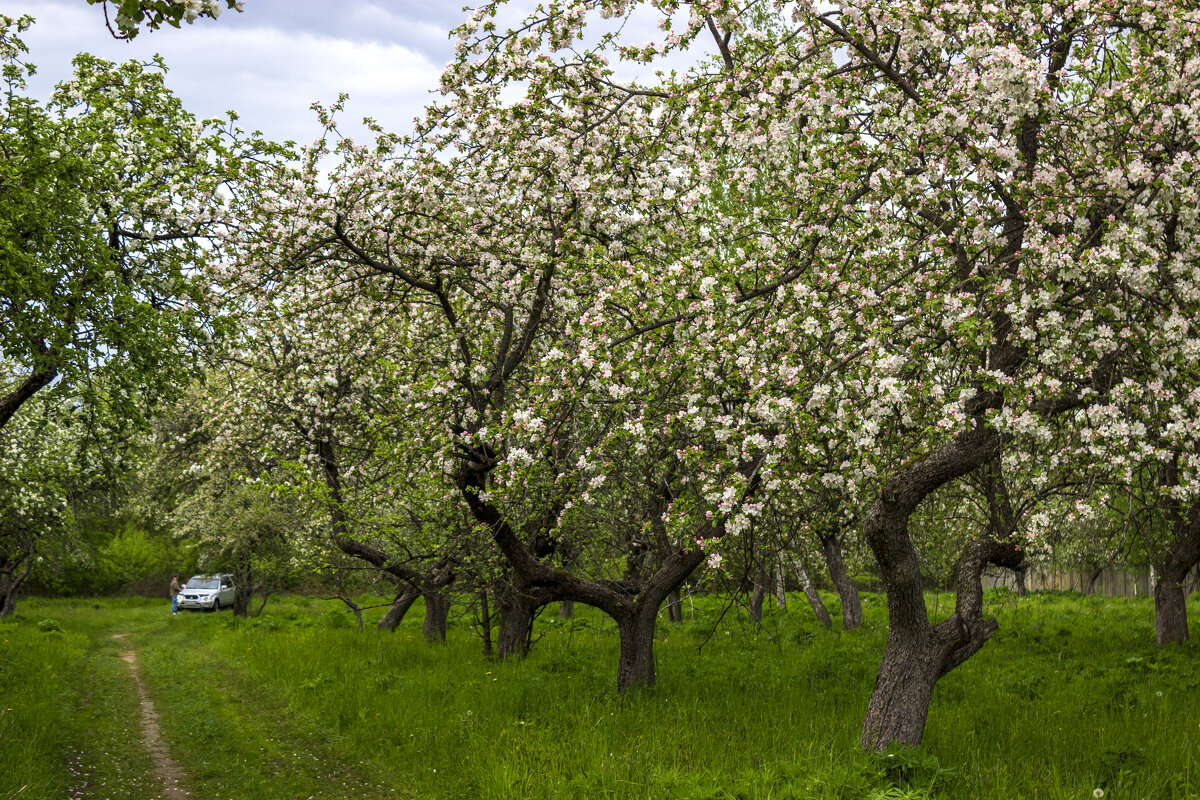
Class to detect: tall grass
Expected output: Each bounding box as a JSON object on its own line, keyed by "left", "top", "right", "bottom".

{"left": 2, "top": 590, "right": 1197, "bottom": 800}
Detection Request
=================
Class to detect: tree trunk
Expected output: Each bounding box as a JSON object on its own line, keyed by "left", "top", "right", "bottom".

{"left": 456, "top": 452, "right": 743, "bottom": 684}
{"left": 616, "top": 607, "right": 660, "bottom": 691}
{"left": 1014, "top": 566, "right": 1027, "bottom": 597}
{"left": 1084, "top": 565, "right": 1104, "bottom": 595}
{"left": 0, "top": 585, "right": 18, "bottom": 618}
{"left": 774, "top": 555, "right": 788, "bottom": 609}
{"left": 860, "top": 630, "right": 942, "bottom": 749}
{"left": 666, "top": 590, "right": 683, "bottom": 623}
{"left": 1152, "top": 479, "right": 1200, "bottom": 646}
{"left": 0, "top": 559, "right": 33, "bottom": 618}
{"left": 749, "top": 561, "right": 767, "bottom": 626}
{"left": 558, "top": 600, "right": 574, "bottom": 619}
{"left": 859, "top": 424, "right": 1002, "bottom": 750}
{"left": 377, "top": 584, "right": 420, "bottom": 632}
{"left": 819, "top": 532, "right": 862, "bottom": 630}
{"left": 478, "top": 588, "right": 493, "bottom": 657}
{"left": 422, "top": 590, "right": 451, "bottom": 642}
{"left": 493, "top": 578, "right": 539, "bottom": 659}
{"left": 0, "top": 350, "right": 56, "bottom": 432}
{"left": 1154, "top": 575, "right": 1189, "bottom": 645}
{"left": 793, "top": 556, "right": 832, "bottom": 629}
{"left": 232, "top": 589, "right": 252, "bottom": 617}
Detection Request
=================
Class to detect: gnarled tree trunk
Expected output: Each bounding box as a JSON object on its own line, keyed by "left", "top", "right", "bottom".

{"left": 378, "top": 584, "right": 421, "bottom": 631}
{"left": 819, "top": 531, "right": 862, "bottom": 630}
{"left": 422, "top": 589, "right": 451, "bottom": 642}
{"left": 859, "top": 424, "right": 1003, "bottom": 750}
{"left": 456, "top": 446, "right": 759, "bottom": 689}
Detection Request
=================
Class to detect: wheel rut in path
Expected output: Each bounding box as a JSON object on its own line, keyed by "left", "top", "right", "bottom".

{"left": 112, "top": 634, "right": 191, "bottom": 799}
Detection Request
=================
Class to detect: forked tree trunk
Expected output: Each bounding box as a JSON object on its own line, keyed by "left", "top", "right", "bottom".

{"left": 559, "top": 600, "right": 574, "bottom": 619}
{"left": 859, "top": 424, "right": 1003, "bottom": 750}
{"left": 422, "top": 590, "right": 451, "bottom": 642}
{"left": 1084, "top": 565, "right": 1104, "bottom": 595}
{"left": 819, "top": 532, "right": 862, "bottom": 630}
{"left": 793, "top": 556, "right": 832, "bottom": 629}
{"left": 457, "top": 452, "right": 750, "bottom": 688}
{"left": 377, "top": 584, "right": 421, "bottom": 631}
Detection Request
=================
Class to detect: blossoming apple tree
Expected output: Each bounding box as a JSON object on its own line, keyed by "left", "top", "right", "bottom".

{"left": 221, "top": 0, "right": 1200, "bottom": 749}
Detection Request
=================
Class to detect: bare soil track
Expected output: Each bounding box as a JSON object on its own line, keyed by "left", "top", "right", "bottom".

{"left": 112, "top": 634, "right": 191, "bottom": 799}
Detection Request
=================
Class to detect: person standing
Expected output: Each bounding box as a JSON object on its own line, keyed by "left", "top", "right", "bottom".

{"left": 170, "top": 575, "right": 182, "bottom": 615}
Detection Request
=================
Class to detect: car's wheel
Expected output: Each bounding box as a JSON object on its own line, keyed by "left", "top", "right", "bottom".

{"left": 211, "top": 599, "right": 220, "bottom": 612}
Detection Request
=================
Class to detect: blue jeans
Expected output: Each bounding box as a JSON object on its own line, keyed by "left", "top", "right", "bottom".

{"left": 171, "top": 595, "right": 179, "bottom": 614}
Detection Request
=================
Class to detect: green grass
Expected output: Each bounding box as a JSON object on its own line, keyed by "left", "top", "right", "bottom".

{"left": 2, "top": 590, "right": 1197, "bottom": 799}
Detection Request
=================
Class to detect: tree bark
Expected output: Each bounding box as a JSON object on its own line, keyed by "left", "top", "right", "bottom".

{"left": 315, "top": 437, "right": 458, "bottom": 640}
{"left": 819, "top": 532, "right": 862, "bottom": 630}
{"left": 455, "top": 448, "right": 759, "bottom": 687}
{"left": 232, "top": 588, "right": 252, "bottom": 617}
{"left": 377, "top": 584, "right": 420, "bottom": 631}
{"left": 615, "top": 606, "right": 661, "bottom": 690}
{"left": 1154, "top": 577, "right": 1189, "bottom": 645}
{"left": 0, "top": 346, "right": 56, "bottom": 433}
{"left": 666, "top": 590, "right": 683, "bottom": 623}
{"left": 774, "top": 555, "right": 788, "bottom": 609}
{"left": 793, "top": 556, "right": 832, "bottom": 629}
{"left": 859, "top": 423, "right": 1003, "bottom": 750}
{"left": 1014, "top": 566, "right": 1027, "bottom": 597}
{"left": 478, "top": 587, "right": 493, "bottom": 657}
{"left": 494, "top": 583, "right": 538, "bottom": 659}
{"left": 0, "top": 558, "right": 33, "bottom": 618}
{"left": 1152, "top": 460, "right": 1200, "bottom": 645}
{"left": 422, "top": 589, "right": 451, "bottom": 642}
{"left": 558, "top": 600, "right": 574, "bottom": 619}
{"left": 749, "top": 561, "right": 767, "bottom": 626}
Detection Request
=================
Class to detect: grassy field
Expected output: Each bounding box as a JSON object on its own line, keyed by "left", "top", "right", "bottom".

{"left": 1, "top": 590, "right": 1197, "bottom": 800}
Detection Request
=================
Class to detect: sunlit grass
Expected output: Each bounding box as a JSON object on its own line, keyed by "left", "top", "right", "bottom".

{"left": 2, "top": 590, "right": 1197, "bottom": 799}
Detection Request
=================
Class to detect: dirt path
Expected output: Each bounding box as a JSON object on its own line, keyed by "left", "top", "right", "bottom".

{"left": 112, "top": 634, "right": 191, "bottom": 800}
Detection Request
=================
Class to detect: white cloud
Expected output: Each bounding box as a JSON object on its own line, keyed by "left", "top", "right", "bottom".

{"left": 2, "top": 0, "right": 448, "bottom": 144}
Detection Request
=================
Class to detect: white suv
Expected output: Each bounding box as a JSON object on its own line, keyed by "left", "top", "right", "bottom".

{"left": 177, "top": 574, "right": 236, "bottom": 612}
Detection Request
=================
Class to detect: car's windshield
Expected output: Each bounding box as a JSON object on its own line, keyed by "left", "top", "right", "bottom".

{"left": 185, "top": 578, "right": 220, "bottom": 590}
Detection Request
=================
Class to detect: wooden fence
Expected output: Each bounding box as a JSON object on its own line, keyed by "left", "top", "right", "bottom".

{"left": 982, "top": 562, "right": 1200, "bottom": 598}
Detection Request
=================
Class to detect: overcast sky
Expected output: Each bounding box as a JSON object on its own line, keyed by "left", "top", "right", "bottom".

{"left": 1, "top": 1, "right": 472, "bottom": 145}
{"left": 2, "top": 1, "right": 708, "bottom": 147}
